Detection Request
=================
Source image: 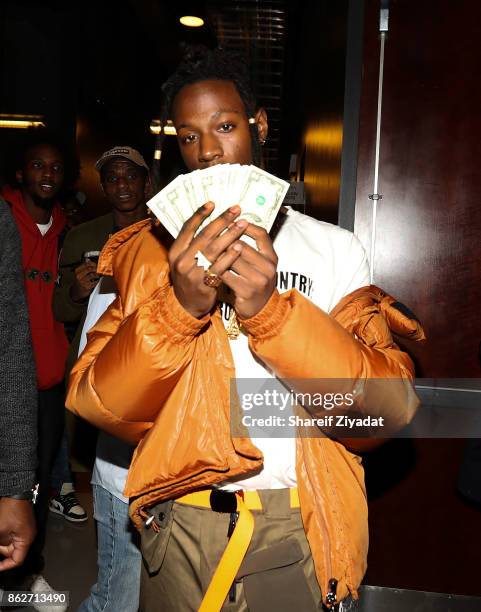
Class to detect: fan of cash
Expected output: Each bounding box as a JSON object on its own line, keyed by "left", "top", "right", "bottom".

{"left": 147, "top": 164, "right": 290, "bottom": 239}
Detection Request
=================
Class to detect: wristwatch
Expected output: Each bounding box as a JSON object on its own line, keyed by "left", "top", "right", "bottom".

{"left": 5, "top": 484, "right": 39, "bottom": 504}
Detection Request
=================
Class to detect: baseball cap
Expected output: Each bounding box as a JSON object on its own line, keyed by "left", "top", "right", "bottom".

{"left": 95, "top": 146, "right": 149, "bottom": 172}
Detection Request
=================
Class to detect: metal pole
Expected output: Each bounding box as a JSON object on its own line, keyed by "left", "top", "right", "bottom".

{"left": 369, "top": 1, "right": 389, "bottom": 284}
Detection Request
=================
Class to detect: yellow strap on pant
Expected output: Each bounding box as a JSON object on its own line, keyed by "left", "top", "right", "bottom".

{"left": 176, "top": 488, "right": 299, "bottom": 511}
{"left": 175, "top": 489, "right": 300, "bottom": 612}
{"left": 198, "top": 493, "right": 253, "bottom": 612}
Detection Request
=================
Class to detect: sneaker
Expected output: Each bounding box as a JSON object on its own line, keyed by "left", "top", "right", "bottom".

{"left": 49, "top": 483, "right": 87, "bottom": 523}
{"left": 31, "top": 574, "right": 68, "bottom": 612}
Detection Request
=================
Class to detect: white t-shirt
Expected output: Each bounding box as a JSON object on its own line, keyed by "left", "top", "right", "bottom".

{"left": 78, "top": 279, "right": 134, "bottom": 503}
{"left": 219, "top": 208, "right": 370, "bottom": 491}
{"left": 36, "top": 216, "right": 53, "bottom": 236}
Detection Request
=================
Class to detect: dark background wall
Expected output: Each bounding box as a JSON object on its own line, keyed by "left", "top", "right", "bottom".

{"left": 354, "top": 0, "right": 481, "bottom": 379}
{"left": 352, "top": 0, "right": 481, "bottom": 596}
{"left": 282, "top": 0, "right": 349, "bottom": 223}
{"left": 0, "top": 0, "right": 211, "bottom": 216}
{"left": 0, "top": 0, "right": 350, "bottom": 222}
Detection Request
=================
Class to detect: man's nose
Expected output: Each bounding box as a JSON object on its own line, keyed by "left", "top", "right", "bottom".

{"left": 116, "top": 176, "right": 128, "bottom": 189}
{"left": 42, "top": 165, "right": 54, "bottom": 178}
{"left": 198, "top": 134, "right": 223, "bottom": 163}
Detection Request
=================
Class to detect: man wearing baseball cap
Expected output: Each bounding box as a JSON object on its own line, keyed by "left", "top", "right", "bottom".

{"left": 53, "top": 146, "right": 151, "bottom": 369}
{"left": 52, "top": 147, "right": 150, "bottom": 611}
{"left": 52, "top": 146, "right": 150, "bottom": 514}
{"left": 94, "top": 146, "right": 150, "bottom": 173}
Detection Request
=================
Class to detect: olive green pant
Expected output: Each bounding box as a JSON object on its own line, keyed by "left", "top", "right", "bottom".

{"left": 139, "top": 489, "right": 323, "bottom": 612}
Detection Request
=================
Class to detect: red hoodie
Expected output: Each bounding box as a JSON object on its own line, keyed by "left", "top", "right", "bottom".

{"left": 3, "top": 186, "right": 69, "bottom": 390}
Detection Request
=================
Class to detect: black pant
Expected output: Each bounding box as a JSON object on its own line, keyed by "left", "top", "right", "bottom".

{"left": 29, "top": 383, "right": 66, "bottom": 569}
{"left": 1, "top": 383, "right": 65, "bottom": 583}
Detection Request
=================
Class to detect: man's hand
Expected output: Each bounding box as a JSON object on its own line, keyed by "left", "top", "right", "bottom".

{"left": 0, "top": 498, "right": 36, "bottom": 571}
{"left": 70, "top": 261, "right": 100, "bottom": 303}
{"left": 168, "top": 203, "right": 247, "bottom": 318}
{"left": 220, "top": 223, "right": 278, "bottom": 319}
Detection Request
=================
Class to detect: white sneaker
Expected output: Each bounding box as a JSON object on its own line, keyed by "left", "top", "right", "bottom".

{"left": 30, "top": 574, "right": 68, "bottom": 612}
{"left": 49, "top": 483, "right": 88, "bottom": 523}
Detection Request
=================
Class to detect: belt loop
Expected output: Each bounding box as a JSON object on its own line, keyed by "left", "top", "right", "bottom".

{"left": 257, "top": 489, "right": 291, "bottom": 519}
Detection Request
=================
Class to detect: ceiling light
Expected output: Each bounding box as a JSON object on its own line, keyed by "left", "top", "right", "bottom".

{"left": 150, "top": 120, "right": 161, "bottom": 135}
{"left": 149, "top": 119, "right": 177, "bottom": 136}
{"left": 163, "top": 121, "right": 177, "bottom": 135}
{"left": 0, "top": 114, "right": 46, "bottom": 129}
{"left": 179, "top": 15, "right": 204, "bottom": 27}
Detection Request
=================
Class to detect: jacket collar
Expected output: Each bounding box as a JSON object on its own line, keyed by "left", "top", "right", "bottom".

{"left": 97, "top": 218, "right": 153, "bottom": 276}
{"left": 2, "top": 185, "right": 66, "bottom": 240}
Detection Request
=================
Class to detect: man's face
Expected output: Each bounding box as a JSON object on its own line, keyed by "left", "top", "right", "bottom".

{"left": 101, "top": 159, "right": 149, "bottom": 213}
{"left": 61, "top": 197, "right": 84, "bottom": 228}
{"left": 17, "top": 144, "right": 65, "bottom": 209}
{"left": 172, "top": 79, "right": 267, "bottom": 171}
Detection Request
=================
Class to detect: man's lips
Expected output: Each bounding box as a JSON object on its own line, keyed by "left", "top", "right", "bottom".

{"left": 118, "top": 193, "right": 132, "bottom": 201}
{"left": 38, "top": 182, "right": 56, "bottom": 194}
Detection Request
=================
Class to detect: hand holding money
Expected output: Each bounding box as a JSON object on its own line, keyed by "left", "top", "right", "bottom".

{"left": 220, "top": 223, "right": 278, "bottom": 319}
{"left": 168, "top": 204, "right": 246, "bottom": 319}
{"left": 161, "top": 164, "right": 287, "bottom": 318}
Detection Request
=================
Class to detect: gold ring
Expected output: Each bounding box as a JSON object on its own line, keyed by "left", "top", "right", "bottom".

{"left": 203, "top": 268, "right": 222, "bottom": 288}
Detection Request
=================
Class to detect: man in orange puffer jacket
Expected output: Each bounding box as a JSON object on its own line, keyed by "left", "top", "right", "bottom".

{"left": 67, "top": 49, "right": 424, "bottom": 611}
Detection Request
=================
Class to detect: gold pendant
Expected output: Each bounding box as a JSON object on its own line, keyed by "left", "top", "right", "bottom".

{"left": 226, "top": 308, "right": 241, "bottom": 340}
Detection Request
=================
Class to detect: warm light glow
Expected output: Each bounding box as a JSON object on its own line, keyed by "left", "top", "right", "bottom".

{"left": 0, "top": 114, "right": 46, "bottom": 129}
{"left": 163, "top": 121, "right": 177, "bottom": 135}
{"left": 304, "top": 121, "right": 343, "bottom": 150}
{"left": 149, "top": 119, "right": 177, "bottom": 136}
{"left": 302, "top": 120, "right": 343, "bottom": 209}
{"left": 179, "top": 15, "right": 204, "bottom": 27}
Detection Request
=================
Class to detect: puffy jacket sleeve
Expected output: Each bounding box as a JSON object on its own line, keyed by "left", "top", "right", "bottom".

{"left": 240, "top": 286, "right": 424, "bottom": 432}
{"left": 66, "top": 283, "right": 210, "bottom": 444}
{"left": 66, "top": 221, "right": 212, "bottom": 443}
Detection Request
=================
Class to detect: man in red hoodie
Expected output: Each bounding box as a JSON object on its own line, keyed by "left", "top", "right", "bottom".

{"left": 1, "top": 134, "right": 74, "bottom": 605}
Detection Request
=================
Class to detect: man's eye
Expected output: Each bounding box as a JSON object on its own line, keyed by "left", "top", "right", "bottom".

{"left": 127, "top": 173, "right": 138, "bottom": 180}
{"left": 106, "top": 176, "right": 117, "bottom": 183}
{"left": 219, "top": 123, "right": 234, "bottom": 132}
{"left": 32, "top": 161, "right": 42, "bottom": 168}
{"left": 53, "top": 164, "right": 64, "bottom": 173}
{"left": 182, "top": 134, "right": 198, "bottom": 144}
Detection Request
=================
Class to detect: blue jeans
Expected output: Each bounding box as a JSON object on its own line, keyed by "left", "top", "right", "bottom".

{"left": 78, "top": 485, "right": 141, "bottom": 612}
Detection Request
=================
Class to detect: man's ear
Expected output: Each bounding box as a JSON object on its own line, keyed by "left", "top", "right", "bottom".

{"left": 254, "top": 107, "right": 268, "bottom": 144}
{"left": 16, "top": 169, "right": 23, "bottom": 184}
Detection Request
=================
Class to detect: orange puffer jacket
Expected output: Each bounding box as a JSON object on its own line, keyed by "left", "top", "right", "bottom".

{"left": 66, "top": 219, "right": 424, "bottom": 606}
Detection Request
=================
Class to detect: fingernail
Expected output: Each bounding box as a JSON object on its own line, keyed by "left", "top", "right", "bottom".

{"left": 236, "top": 220, "right": 247, "bottom": 229}
{"left": 233, "top": 243, "right": 243, "bottom": 252}
{"left": 199, "top": 202, "right": 214, "bottom": 212}
{"left": 229, "top": 205, "right": 240, "bottom": 213}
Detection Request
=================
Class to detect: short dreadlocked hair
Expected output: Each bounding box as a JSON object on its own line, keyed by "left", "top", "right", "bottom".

{"left": 8, "top": 129, "right": 80, "bottom": 191}
{"left": 157, "top": 47, "right": 263, "bottom": 169}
